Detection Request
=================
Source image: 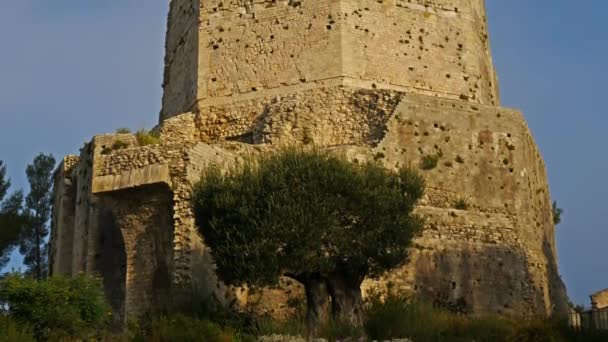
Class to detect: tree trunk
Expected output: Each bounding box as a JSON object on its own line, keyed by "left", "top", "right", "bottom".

{"left": 35, "top": 218, "right": 41, "bottom": 280}
{"left": 302, "top": 275, "right": 331, "bottom": 339}
{"left": 327, "top": 273, "right": 364, "bottom": 327}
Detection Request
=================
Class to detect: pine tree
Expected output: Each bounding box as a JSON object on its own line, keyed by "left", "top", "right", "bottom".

{"left": 19, "top": 154, "right": 55, "bottom": 280}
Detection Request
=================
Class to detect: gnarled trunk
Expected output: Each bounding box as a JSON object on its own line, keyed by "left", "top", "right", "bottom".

{"left": 327, "top": 273, "right": 364, "bottom": 327}
{"left": 292, "top": 274, "right": 331, "bottom": 338}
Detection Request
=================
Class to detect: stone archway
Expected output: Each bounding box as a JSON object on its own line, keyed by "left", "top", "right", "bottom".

{"left": 98, "top": 207, "right": 127, "bottom": 324}
{"left": 96, "top": 183, "right": 175, "bottom": 320}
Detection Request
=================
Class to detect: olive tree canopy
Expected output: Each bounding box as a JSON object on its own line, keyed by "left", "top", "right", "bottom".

{"left": 192, "top": 148, "right": 425, "bottom": 333}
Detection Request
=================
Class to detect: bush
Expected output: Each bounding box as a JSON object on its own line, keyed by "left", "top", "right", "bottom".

{"left": 362, "top": 291, "right": 592, "bottom": 342}
{"left": 112, "top": 140, "right": 129, "bottom": 150}
{"left": 453, "top": 197, "right": 471, "bottom": 210}
{"left": 0, "top": 274, "right": 109, "bottom": 340}
{"left": 420, "top": 154, "right": 440, "bottom": 170}
{"left": 250, "top": 314, "right": 305, "bottom": 338}
{"left": 135, "top": 129, "right": 161, "bottom": 146}
{"left": 0, "top": 316, "right": 36, "bottom": 342}
{"left": 320, "top": 319, "right": 365, "bottom": 342}
{"left": 130, "top": 314, "right": 251, "bottom": 342}
{"left": 506, "top": 319, "right": 561, "bottom": 342}
{"left": 115, "top": 128, "right": 132, "bottom": 134}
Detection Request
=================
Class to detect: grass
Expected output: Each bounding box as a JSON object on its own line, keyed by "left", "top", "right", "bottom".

{"left": 135, "top": 129, "right": 161, "bottom": 146}
{"left": 363, "top": 293, "right": 608, "bottom": 342}
{"left": 2, "top": 275, "right": 606, "bottom": 342}
{"left": 453, "top": 197, "right": 471, "bottom": 210}
{"left": 100, "top": 140, "right": 130, "bottom": 155}
{"left": 116, "top": 127, "right": 132, "bottom": 134}
{"left": 420, "top": 153, "right": 440, "bottom": 170}
{"left": 112, "top": 140, "right": 129, "bottom": 150}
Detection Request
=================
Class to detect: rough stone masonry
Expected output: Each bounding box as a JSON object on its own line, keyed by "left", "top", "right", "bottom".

{"left": 49, "top": 0, "right": 569, "bottom": 321}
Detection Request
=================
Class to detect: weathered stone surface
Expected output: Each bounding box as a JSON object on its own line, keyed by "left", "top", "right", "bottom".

{"left": 49, "top": 0, "right": 569, "bottom": 321}
{"left": 591, "top": 289, "right": 608, "bottom": 310}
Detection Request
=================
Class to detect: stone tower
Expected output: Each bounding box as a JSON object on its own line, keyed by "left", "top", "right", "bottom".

{"left": 50, "top": 0, "right": 569, "bottom": 321}
{"left": 161, "top": 0, "right": 499, "bottom": 141}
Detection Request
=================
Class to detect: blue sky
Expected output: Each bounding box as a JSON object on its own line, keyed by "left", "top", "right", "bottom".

{"left": 0, "top": 0, "right": 606, "bottom": 306}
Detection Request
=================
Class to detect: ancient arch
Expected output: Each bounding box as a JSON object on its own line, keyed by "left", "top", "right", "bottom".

{"left": 96, "top": 183, "right": 175, "bottom": 320}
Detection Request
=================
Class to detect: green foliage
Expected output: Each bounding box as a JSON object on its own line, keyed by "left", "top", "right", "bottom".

{"left": 130, "top": 314, "right": 233, "bottom": 342}
{"left": 420, "top": 153, "right": 440, "bottom": 170}
{"left": 363, "top": 292, "right": 507, "bottom": 341}
{"left": 0, "top": 161, "right": 9, "bottom": 200}
{"left": 101, "top": 140, "right": 130, "bottom": 155}
{"left": 364, "top": 290, "right": 413, "bottom": 340}
{"left": 112, "top": 140, "right": 130, "bottom": 150}
{"left": 249, "top": 314, "right": 305, "bottom": 338}
{"left": 192, "top": 147, "right": 425, "bottom": 288}
{"left": 0, "top": 316, "right": 36, "bottom": 342}
{"left": 361, "top": 291, "right": 608, "bottom": 342}
{"left": 116, "top": 127, "right": 132, "bottom": 134}
{"left": 135, "top": 129, "right": 161, "bottom": 146}
{"left": 101, "top": 147, "right": 113, "bottom": 155}
{"left": 20, "top": 153, "right": 55, "bottom": 279}
{"left": 552, "top": 200, "right": 563, "bottom": 225}
{"left": 506, "top": 319, "right": 561, "bottom": 342}
{"left": 319, "top": 319, "right": 365, "bottom": 342}
{"left": 0, "top": 274, "right": 110, "bottom": 340}
{"left": 453, "top": 197, "right": 471, "bottom": 210}
{"left": 0, "top": 161, "right": 25, "bottom": 271}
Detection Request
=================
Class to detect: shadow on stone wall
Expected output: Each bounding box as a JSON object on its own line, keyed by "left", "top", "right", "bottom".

{"left": 98, "top": 207, "right": 127, "bottom": 325}
{"left": 407, "top": 243, "right": 545, "bottom": 316}
{"left": 543, "top": 235, "right": 570, "bottom": 316}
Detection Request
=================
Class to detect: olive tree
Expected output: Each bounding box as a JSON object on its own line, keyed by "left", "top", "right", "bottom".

{"left": 192, "top": 148, "right": 424, "bottom": 334}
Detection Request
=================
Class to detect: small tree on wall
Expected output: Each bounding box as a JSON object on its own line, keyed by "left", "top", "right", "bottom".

{"left": 191, "top": 148, "right": 425, "bottom": 335}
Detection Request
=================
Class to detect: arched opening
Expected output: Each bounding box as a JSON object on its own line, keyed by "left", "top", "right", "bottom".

{"left": 95, "top": 183, "right": 175, "bottom": 320}
{"left": 98, "top": 207, "right": 127, "bottom": 325}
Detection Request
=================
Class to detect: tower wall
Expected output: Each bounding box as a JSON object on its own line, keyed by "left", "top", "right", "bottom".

{"left": 160, "top": 0, "right": 499, "bottom": 121}
{"left": 341, "top": 0, "right": 499, "bottom": 105}
{"left": 162, "top": 0, "right": 200, "bottom": 120}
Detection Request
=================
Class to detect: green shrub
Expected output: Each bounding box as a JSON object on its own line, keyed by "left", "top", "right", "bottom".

{"left": 251, "top": 314, "right": 305, "bottom": 338}
{"left": 420, "top": 154, "right": 440, "bottom": 170}
{"left": 0, "top": 274, "right": 109, "bottom": 340}
{"left": 112, "top": 140, "right": 129, "bottom": 150}
{"left": 361, "top": 292, "right": 608, "bottom": 342}
{"left": 363, "top": 292, "right": 515, "bottom": 342}
{"left": 101, "top": 147, "right": 113, "bottom": 155}
{"left": 115, "top": 127, "right": 132, "bottom": 134}
{"left": 507, "top": 319, "right": 561, "bottom": 342}
{"left": 364, "top": 291, "right": 412, "bottom": 340}
{"left": 453, "top": 197, "right": 471, "bottom": 210}
{"left": 319, "top": 319, "right": 365, "bottom": 342}
{"left": 0, "top": 316, "right": 36, "bottom": 342}
{"left": 130, "top": 314, "right": 247, "bottom": 342}
{"left": 135, "top": 129, "right": 161, "bottom": 146}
